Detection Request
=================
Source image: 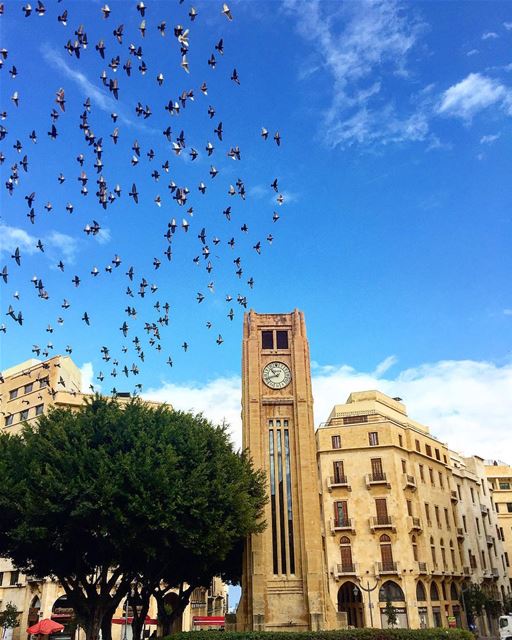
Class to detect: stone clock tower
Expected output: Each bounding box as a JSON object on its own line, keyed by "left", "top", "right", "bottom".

{"left": 236, "top": 310, "right": 337, "bottom": 631}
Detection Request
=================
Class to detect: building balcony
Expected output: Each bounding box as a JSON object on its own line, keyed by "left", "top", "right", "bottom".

{"left": 463, "top": 566, "right": 473, "bottom": 576}
{"left": 333, "top": 563, "right": 358, "bottom": 578}
{"left": 403, "top": 474, "right": 417, "bottom": 491}
{"left": 480, "top": 504, "right": 488, "bottom": 515}
{"left": 370, "top": 516, "right": 396, "bottom": 532}
{"left": 456, "top": 527, "right": 465, "bottom": 539}
{"left": 486, "top": 535, "right": 493, "bottom": 546}
{"left": 330, "top": 518, "right": 356, "bottom": 534}
{"left": 376, "top": 561, "right": 399, "bottom": 575}
{"left": 365, "top": 472, "right": 391, "bottom": 488}
{"left": 327, "top": 475, "right": 351, "bottom": 492}
{"left": 408, "top": 516, "right": 423, "bottom": 532}
{"left": 451, "top": 490, "right": 458, "bottom": 502}
{"left": 417, "top": 561, "right": 428, "bottom": 574}
{"left": 491, "top": 567, "right": 499, "bottom": 578}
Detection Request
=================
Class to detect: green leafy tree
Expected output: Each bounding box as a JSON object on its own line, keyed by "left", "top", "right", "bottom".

{"left": 463, "top": 584, "right": 488, "bottom": 617}
{"left": 0, "top": 397, "right": 266, "bottom": 640}
{"left": 384, "top": 597, "right": 397, "bottom": 628}
{"left": 0, "top": 603, "right": 20, "bottom": 631}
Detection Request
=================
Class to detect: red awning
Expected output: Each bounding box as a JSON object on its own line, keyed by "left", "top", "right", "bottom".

{"left": 192, "top": 617, "right": 225, "bottom": 626}
{"left": 111, "top": 616, "right": 157, "bottom": 626}
{"left": 27, "top": 619, "right": 65, "bottom": 635}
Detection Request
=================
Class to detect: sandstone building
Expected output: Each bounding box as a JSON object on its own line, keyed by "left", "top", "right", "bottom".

{"left": 237, "top": 310, "right": 511, "bottom": 634}
{"left": 0, "top": 356, "right": 227, "bottom": 640}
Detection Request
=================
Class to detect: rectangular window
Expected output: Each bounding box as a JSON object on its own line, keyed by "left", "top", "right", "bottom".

{"left": 10, "top": 570, "right": 19, "bottom": 586}
{"left": 398, "top": 434, "right": 403, "bottom": 447}
{"left": 269, "top": 429, "right": 278, "bottom": 574}
{"left": 505, "top": 552, "right": 510, "bottom": 567}
{"left": 476, "top": 518, "right": 480, "bottom": 534}
{"left": 368, "top": 432, "right": 379, "bottom": 446}
{"left": 407, "top": 500, "right": 413, "bottom": 516}
{"left": 334, "top": 501, "right": 349, "bottom": 527}
{"left": 39, "top": 377, "right": 49, "bottom": 388}
{"left": 415, "top": 439, "right": 421, "bottom": 452}
{"left": 481, "top": 550, "right": 486, "bottom": 569}
{"left": 470, "top": 488, "right": 475, "bottom": 503}
{"left": 419, "top": 464, "right": 425, "bottom": 482}
{"left": 375, "top": 498, "right": 389, "bottom": 524}
{"left": 24, "top": 383, "right": 33, "bottom": 394}
{"left": 444, "top": 508, "right": 450, "bottom": 529}
{"left": 457, "top": 485, "right": 462, "bottom": 500}
{"left": 333, "top": 461, "right": 345, "bottom": 484}
{"left": 435, "top": 448, "right": 440, "bottom": 460}
{"left": 276, "top": 331, "right": 288, "bottom": 349}
{"left": 507, "top": 503, "right": 512, "bottom": 513}
{"left": 5, "top": 414, "right": 14, "bottom": 426}
{"left": 435, "top": 505, "right": 441, "bottom": 527}
{"left": 425, "top": 503, "right": 431, "bottom": 524}
{"left": 462, "top": 515, "right": 467, "bottom": 532}
{"left": 425, "top": 444, "right": 432, "bottom": 457}
{"left": 35, "top": 404, "right": 44, "bottom": 416}
{"left": 20, "top": 409, "right": 29, "bottom": 421}
{"left": 276, "top": 430, "right": 286, "bottom": 574}
{"left": 371, "top": 458, "right": 384, "bottom": 480}
{"left": 499, "top": 482, "right": 511, "bottom": 490}
{"left": 284, "top": 428, "right": 295, "bottom": 574}
{"left": 438, "top": 472, "right": 444, "bottom": 489}
{"left": 331, "top": 435, "right": 341, "bottom": 449}
{"left": 262, "top": 330, "right": 273, "bottom": 349}
{"left": 343, "top": 415, "right": 368, "bottom": 425}
{"left": 9, "top": 388, "right": 18, "bottom": 400}
{"left": 429, "top": 468, "right": 435, "bottom": 485}
{"left": 0, "top": 572, "right": 3, "bottom": 586}
{"left": 401, "top": 459, "right": 407, "bottom": 473}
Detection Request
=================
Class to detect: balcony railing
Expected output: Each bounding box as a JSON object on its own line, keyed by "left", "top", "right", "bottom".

{"left": 366, "top": 472, "right": 390, "bottom": 488}
{"left": 491, "top": 567, "right": 499, "bottom": 578}
{"left": 451, "top": 490, "right": 458, "bottom": 502}
{"left": 417, "top": 562, "right": 428, "bottom": 574}
{"left": 334, "top": 563, "right": 358, "bottom": 576}
{"left": 480, "top": 504, "right": 488, "bottom": 515}
{"left": 370, "top": 515, "right": 395, "bottom": 531}
{"left": 327, "top": 475, "right": 351, "bottom": 491}
{"left": 486, "top": 535, "right": 493, "bottom": 546}
{"left": 377, "top": 561, "right": 398, "bottom": 574}
{"left": 331, "top": 518, "right": 355, "bottom": 534}
{"left": 456, "top": 527, "right": 464, "bottom": 538}
{"left": 403, "top": 474, "right": 417, "bottom": 490}
{"left": 409, "top": 516, "right": 423, "bottom": 532}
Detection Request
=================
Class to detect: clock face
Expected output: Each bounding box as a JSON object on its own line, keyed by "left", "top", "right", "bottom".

{"left": 262, "top": 361, "right": 291, "bottom": 389}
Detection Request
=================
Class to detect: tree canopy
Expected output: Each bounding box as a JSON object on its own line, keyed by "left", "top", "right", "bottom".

{"left": 0, "top": 396, "right": 266, "bottom": 640}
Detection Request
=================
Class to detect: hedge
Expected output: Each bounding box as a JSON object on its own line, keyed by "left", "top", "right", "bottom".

{"left": 164, "top": 629, "right": 474, "bottom": 640}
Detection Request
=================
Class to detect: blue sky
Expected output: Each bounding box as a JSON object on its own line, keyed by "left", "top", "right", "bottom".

{"left": 1, "top": 0, "right": 512, "bottom": 460}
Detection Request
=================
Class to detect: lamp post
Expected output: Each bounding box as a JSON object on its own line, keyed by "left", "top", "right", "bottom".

{"left": 355, "top": 576, "right": 381, "bottom": 628}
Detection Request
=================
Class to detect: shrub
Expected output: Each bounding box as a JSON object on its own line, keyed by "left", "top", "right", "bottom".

{"left": 165, "top": 628, "right": 473, "bottom": 640}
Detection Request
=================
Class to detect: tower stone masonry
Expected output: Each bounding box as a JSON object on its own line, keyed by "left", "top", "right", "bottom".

{"left": 236, "top": 309, "right": 339, "bottom": 631}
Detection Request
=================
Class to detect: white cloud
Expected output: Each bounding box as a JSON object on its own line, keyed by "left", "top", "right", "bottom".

{"left": 437, "top": 73, "right": 512, "bottom": 119}
{"left": 283, "top": 0, "right": 428, "bottom": 148}
{"left": 503, "top": 22, "right": 512, "bottom": 31}
{"left": 144, "top": 376, "right": 242, "bottom": 447}
{"left": 480, "top": 133, "right": 500, "bottom": 144}
{"left": 482, "top": 31, "right": 498, "bottom": 40}
{"left": 143, "top": 358, "right": 512, "bottom": 461}
{"left": 0, "top": 225, "right": 77, "bottom": 263}
{"left": 503, "top": 309, "right": 512, "bottom": 316}
{"left": 80, "top": 362, "right": 95, "bottom": 393}
{"left": 95, "top": 228, "right": 112, "bottom": 245}
{"left": 466, "top": 49, "right": 479, "bottom": 57}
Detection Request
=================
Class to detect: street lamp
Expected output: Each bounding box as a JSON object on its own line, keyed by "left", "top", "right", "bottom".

{"left": 356, "top": 575, "right": 381, "bottom": 628}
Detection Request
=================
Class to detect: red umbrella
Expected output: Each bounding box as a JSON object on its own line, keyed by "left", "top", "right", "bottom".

{"left": 27, "top": 619, "right": 65, "bottom": 635}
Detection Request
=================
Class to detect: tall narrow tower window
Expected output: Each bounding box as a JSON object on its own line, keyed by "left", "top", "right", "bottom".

{"left": 276, "top": 331, "right": 288, "bottom": 349}
{"left": 269, "top": 428, "right": 278, "bottom": 574}
{"left": 262, "top": 331, "right": 273, "bottom": 349}
{"left": 284, "top": 428, "right": 295, "bottom": 574}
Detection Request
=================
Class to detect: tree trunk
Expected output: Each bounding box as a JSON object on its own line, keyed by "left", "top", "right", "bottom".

{"left": 131, "top": 597, "right": 150, "bottom": 640}
{"left": 85, "top": 609, "right": 103, "bottom": 640}
{"left": 100, "top": 604, "right": 116, "bottom": 640}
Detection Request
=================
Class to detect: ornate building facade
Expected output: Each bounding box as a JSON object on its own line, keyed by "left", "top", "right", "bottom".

{"left": 237, "top": 310, "right": 511, "bottom": 633}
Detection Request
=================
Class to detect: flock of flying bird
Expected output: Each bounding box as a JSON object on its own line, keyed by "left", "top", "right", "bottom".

{"left": 0, "top": 0, "right": 285, "bottom": 394}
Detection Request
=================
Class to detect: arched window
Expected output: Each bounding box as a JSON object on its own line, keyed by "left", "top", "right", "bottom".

{"left": 340, "top": 536, "right": 353, "bottom": 571}
{"left": 450, "top": 583, "right": 458, "bottom": 600}
{"left": 379, "top": 580, "right": 405, "bottom": 602}
{"left": 430, "top": 582, "right": 440, "bottom": 601}
{"left": 379, "top": 534, "right": 394, "bottom": 571}
{"left": 416, "top": 581, "right": 427, "bottom": 602}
